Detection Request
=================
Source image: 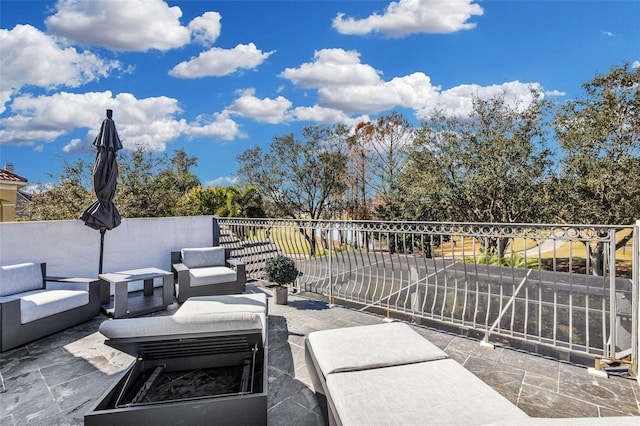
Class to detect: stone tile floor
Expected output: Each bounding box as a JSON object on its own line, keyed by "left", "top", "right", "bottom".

{"left": 1, "top": 284, "right": 639, "bottom": 425}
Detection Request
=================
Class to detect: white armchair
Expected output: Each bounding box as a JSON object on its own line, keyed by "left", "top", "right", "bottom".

{"left": 171, "top": 247, "right": 246, "bottom": 303}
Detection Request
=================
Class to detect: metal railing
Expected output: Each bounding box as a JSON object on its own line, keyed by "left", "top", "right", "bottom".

{"left": 216, "top": 217, "right": 638, "bottom": 373}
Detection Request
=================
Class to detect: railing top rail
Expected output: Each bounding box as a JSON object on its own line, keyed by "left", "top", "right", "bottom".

{"left": 216, "top": 216, "right": 635, "bottom": 231}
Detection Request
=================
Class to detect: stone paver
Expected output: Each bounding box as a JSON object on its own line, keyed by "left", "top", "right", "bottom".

{"left": 0, "top": 284, "right": 638, "bottom": 425}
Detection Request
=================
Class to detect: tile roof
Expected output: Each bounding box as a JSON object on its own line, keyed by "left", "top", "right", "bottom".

{"left": 0, "top": 168, "right": 28, "bottom": 183}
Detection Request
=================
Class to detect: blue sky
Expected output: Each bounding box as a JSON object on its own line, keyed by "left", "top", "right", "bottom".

{"left": 1, "top": 0, "right": 638, "bottom": 190}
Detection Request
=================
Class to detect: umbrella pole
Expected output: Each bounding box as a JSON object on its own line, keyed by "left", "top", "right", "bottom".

{"left": 99, "top": 228, "right": 106, "bottom": 275}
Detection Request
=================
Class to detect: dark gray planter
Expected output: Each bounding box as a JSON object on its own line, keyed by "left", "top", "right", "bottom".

{"left": 274, "top": 287, "right": 288, "bottom": 305}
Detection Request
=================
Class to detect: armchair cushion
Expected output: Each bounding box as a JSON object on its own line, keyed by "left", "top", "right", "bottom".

{"left": 181, "top": 247, "right": 226, "bottom": 268}
{"left": 0, "top": 262, "right": 43, "bottom": 296}
{"left": 189, "top": 266, "right": 237, "bottom": 287}
{"left": 20, "top": 289, "right": 89, "bottom": 324}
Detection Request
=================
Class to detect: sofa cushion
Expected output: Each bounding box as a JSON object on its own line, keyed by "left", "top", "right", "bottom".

{"left": 326, "top": 359, "right": 528, "bottom": 425}
{"left": 20, "top": 289, "right": 89, "bottom": 324}
{"left": 0, "top": 263, "right": 43, "bottom": 297}
{"left": 308, "top": 322, "right": 447, "bottom": 375}
{"left": 181, "top": 247, "right": 225, "bottom": 268}
{"left": 188, "top": 266, "right": 236, "bottom": 287}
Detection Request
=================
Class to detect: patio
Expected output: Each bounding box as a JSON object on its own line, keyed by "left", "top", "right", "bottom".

{"left": 1, "top": 284, "right": 638, "bottom": 425}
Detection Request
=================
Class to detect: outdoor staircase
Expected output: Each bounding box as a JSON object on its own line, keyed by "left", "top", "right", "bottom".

{"left": 219, "top": 227, "right": 281, "bottom": 280}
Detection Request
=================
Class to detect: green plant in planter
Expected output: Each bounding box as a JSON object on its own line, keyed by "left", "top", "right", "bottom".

{"left": 264, "top": 254, "right": 299, "bottom": 287}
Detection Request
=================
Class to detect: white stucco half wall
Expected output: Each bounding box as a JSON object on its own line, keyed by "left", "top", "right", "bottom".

{"left": 0, "top": 216, "right": 216, "bottom": 278}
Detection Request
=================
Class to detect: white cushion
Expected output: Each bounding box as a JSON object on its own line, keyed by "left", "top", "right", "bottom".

{"left": 99, "top": 312, "right": 263, "bottom": 339}
{"left": 0, "top": 289, "right": 42, "bottom": 303}
{"left": 20, "top": 289, "right": 89, "bottom": 324}
{"left": 100, "top": 292, "right": 268, "bottom": 341}
{"left": 176, "top": 293, "right": 267, "bottom": 316}
{"left": 308, "top": 322, "right": 447, "bottom": 375}
{"left": 0, "top": 263, "right": 43, "bottom": 296}
{"left": 327, "top": 359, "right": 528, "bottom": 425}
{"left": 178, "top": 293, "right": 268, "bottom": 337}
{"left": 181, "top": 247, "right": 225, "bottom": 268}
{"left": 189, "top": 266, "right": 236, "bottom": 287}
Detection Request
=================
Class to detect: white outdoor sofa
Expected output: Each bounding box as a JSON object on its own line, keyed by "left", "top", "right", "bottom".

{"left": 0, "top": 262, "right": 100, "bottom": 352}
{"left": 305, "top": 322, "right": 639, "bottom": 426}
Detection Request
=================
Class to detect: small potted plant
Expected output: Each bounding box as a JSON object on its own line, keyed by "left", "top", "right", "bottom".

{"left": 264, "top": 254, "right": 299, "bottom": 305}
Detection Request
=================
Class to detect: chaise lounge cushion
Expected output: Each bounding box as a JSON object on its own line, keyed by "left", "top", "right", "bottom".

{"left": 181, "top": 247, "right": 226, "bottom": 268}
{"left": 326, "top": 358, "right": 529, "bottom": 425}
{"left": 307, "top": 322, "right": 447, "bottom": 375}
{"left": 0, "top": 262, "right": 43, "bottom": 296}
{"left": 99, "top": 312, "right": 263, "bottom": 339}
{"left": 19, "top": 289, "right": 89, "bottom": 324}
{"left": 177, "top": 294, "right": 267, "bottom": 334}
{"left": 189, "top": 266, "right": 237, "bottom": 287}
{"left": 100, "top": 293, "right": 268, "bottom": 340}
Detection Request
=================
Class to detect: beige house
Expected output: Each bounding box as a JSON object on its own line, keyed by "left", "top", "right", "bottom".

{"left": 0, "top": 163, "right": 28, "bottom": 222}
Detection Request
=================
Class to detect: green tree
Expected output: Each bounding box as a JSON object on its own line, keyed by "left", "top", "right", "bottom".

{"left": 237, "top": 125, "right": 348, "bottom": 254}
{"left": 175, "top": 185, "right": 227, "bottom": 216}
{"left": 554, "top": 62, "right": 640, "bottom": 225}
{"left": 217, "top": 186, "right": 265, "bottom": 218}
{"left": 21, "top": 156, "right": 93, "bottom": 220}
{"left": 22, "top": 148, "right": 201, "bottom": 220}
{"left": 149, "top": 149, "right": 200, "bottom": 216}
{"left": 553, "top": 62, "right": 640, "bottom": 274}
{"left": 117, "top": 148, "right": 200, "bottom": 217}
{"left": 398, "top": 91, "right": 554, "bottom": 257}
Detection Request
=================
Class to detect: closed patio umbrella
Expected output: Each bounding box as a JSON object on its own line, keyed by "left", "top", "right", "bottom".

{"left": 81, "top": 109, "right": 123, "bottom": 274}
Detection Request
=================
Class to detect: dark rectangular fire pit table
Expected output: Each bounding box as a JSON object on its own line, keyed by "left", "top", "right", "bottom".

{"left": 85, "top": 293, "right": 268, "bottom": 425}
{"left": 99, "top": 267, "right": 174, "bottom": 318}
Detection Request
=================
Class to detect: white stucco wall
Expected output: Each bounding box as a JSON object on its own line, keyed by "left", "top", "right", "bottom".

{"left": 0, "top": 216, "right": 215, "bottom": 277}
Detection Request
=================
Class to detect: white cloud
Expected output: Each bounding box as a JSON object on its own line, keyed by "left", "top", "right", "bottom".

{"left": 45, "top": 0, "right": 190, "bottom": 51}
{"left": 279, "top": 49, "right": 381, "bottom": 88}
{"left": 280, "top": 49, "right": 439, "bottom": 114}
{"left": 318, "top": 72, "right": 439, "bottom": 114}
{"left": 205, "top": 176, "right": 239, "bottom": 187}
{"left": 63, "top": 138, "right": 92, "bottom": 154}
{"left": 0, "top": 24, "right": 121, "bottom": 113}
{"left": 292, "top": 105, "right": 368, "bottom": 125}
{"left": 632, "top": 61, "right": 640, "bottom": 69}
{"left": 170, "top": 43, "right": 275, "bottom": 78}
{"left": 188, "top": 11, "right": 222, "bottom": 46}
{"left": 333, "top": 0, "right": 484, "bottom": 37}
{"left": 226, "top": 89, "right": 292, "bottom": 124}
{"left": 545, "top": 89, "right": 566, "bottom": 97}
{"left": 279, "top": 48, "right": 542, "bottom": 121}
{"left": 416, "top": 81, "right": 544, "bottom": 119}
{"left": 187, "top": 112, "right": 243, "bottom": 141}
{"left": 0, "top": 90, "right": 243, "bottom": 150}
{"left": 601, "top": 30, "right": 615, "bottom": 37}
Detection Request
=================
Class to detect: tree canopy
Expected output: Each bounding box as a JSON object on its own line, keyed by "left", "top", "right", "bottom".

{"left": 397, "top": 91, "right": 554, "bottom": 225}
{"left": 553, "top": 62, "right": 640, "bottom": 226}
{"left": 236, "top": 125, "right": 348, "bottom": 221}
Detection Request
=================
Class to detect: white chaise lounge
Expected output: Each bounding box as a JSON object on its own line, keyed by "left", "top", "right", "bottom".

{"left": 305, "top": 322, "right": 639, "bottom": 426}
